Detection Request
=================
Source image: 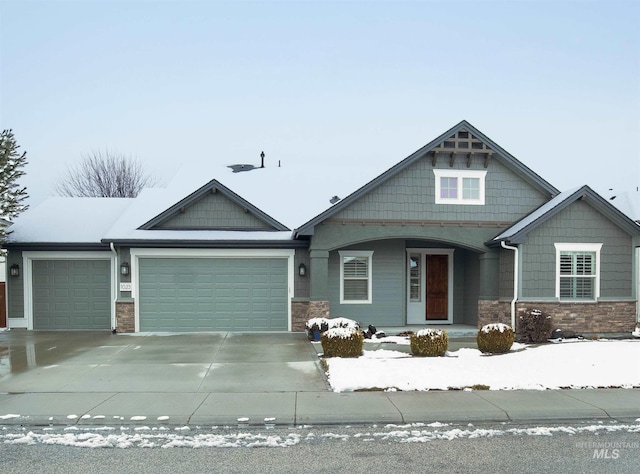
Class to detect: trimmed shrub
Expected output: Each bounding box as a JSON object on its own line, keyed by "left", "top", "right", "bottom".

{"left": 518, "top": 309, "right": 552, "bottom": 343}
{"left": 477, "top": 323, "right": 515, "bottom": 354}
{"left": 410, "top": 329, "right": 448, "bottom": 357}
{"left": 320, "top": 327, "right": 364, "bottom": 358}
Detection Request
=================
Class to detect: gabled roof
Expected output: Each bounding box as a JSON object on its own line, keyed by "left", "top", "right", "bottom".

{"left": 294, "top": 120, "right": 559, "bottom": 236}
{"left": 139, "top": 179, "right": 289, "bottom": 231}
{"left": 489, "top": 185, "right": 640, "bottom": 246}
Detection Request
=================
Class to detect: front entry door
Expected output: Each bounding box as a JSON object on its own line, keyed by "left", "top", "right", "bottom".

{"left": 426, "top": 255, "right": 448, "bottom": 320}
{"left": 407, "top": 250, "right": 453, "bottom": 324}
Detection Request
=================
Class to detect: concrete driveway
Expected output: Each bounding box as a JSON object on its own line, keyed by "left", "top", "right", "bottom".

{"left": 0, "top": 330, "right": 328, "bottom": 393}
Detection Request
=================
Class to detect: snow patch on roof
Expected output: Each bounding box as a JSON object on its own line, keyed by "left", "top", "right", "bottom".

{"left": 7, "top": 197, "right": 132, "bottom": 243}
{"left": 103, "top": 160, "right": 390, "bottom": 241}
{"left": 609, "top": 190, "right": 640, "bottom": 222}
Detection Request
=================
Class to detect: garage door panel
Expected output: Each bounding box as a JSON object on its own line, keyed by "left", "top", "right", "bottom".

{"left": 32, "top": 259, "right": 111, "bottom": 330}
{"left": 139, "top": 257, "right": 288, "bottom": 331}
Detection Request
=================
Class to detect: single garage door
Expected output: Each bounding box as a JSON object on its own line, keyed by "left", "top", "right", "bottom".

{"left": 139, "top": 258, "right": 288, "bottom": 331}
{"left": 32, "top": 260, "right": 111, "bottom": 330}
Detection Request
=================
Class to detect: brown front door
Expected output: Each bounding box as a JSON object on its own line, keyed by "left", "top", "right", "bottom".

{"left": 426, "top": 254, "right": 448, "bottom": 320}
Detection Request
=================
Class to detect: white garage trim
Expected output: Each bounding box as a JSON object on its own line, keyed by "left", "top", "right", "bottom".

{"left": 20, "top": 251, "right": 116, "bottom": 330}
{"left": 130, "top": 248, "right": 295, "bottom": 332}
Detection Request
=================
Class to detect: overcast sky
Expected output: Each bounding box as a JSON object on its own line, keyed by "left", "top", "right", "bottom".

{"left": 1, "top": 0, "right": 639, "bottom": 211}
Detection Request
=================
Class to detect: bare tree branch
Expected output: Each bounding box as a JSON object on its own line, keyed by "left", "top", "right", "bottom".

{"left": 55, "top": 150, "right": 156, "bottom": 198}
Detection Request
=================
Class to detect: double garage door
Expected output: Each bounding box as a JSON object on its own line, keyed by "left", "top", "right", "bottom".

{"left": 30, "top": 257, "right": 289, "bottom": 332}
{"left": 138, "top": 257, "right": 289, "bottom": 332}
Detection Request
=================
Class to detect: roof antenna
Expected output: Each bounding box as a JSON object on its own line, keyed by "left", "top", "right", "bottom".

{"left": 260, "top": 151, "right": 265, "bottom": 168}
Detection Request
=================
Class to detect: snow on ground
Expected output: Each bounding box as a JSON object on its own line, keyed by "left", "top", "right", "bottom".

{"left": 325, "top": 340, "right": 640, "bottom": 392}
{"left": 1, "top": 422, "right": 638, "bottom": 448}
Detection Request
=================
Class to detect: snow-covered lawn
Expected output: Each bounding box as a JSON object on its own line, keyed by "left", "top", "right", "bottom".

{"left": 324, "top": 339, "right": 640, "bottom": 392}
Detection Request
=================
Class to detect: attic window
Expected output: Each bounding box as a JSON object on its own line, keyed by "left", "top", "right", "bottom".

{"left": 433, "top": 169, "right": 487, "bottom": 205}
{"left": 458, "top": 131, "right": 469, "bottom": 139}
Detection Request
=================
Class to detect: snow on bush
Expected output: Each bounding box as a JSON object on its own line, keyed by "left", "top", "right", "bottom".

{"left": 416, "top": 328, "right": 446, "bottom": 339}
{"left": 633, "top": 327, "right": 640, "bottom": 338}
{"left": 324, "top": 327, "right": 358, "bottom": 339}
{"left": 481, "top": 323, "right": 511, "bottom": 333}
{"left": 305, "top": 317, "right": 359, "bottom": 332}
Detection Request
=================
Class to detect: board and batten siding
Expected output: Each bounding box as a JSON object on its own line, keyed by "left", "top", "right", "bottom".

{"left": 499, "top": 248, "right": 515, "bottom": 300}
{"left": 332, "top": 154, "right": 549, "bottom": 223}
{"left": 6, "top": 250, "right": 24, "bottom": 320}
{"left": 520, "top": 200, "right": 633, "bottom": 299}
{"left": 154, "top": 192, "right": 271, "bottom": 230}
{"left": 459, "top": 248, "right": 480, "bottom": 325}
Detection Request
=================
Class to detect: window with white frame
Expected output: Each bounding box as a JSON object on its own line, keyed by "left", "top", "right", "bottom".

{"left": 339, "top": 251, "right": 373, "bottom": 304}
{"left": 433, "top": 169, "right": 487, "bottom": 205}
{"left": 554, "top": 243, "right": 602, "bottom": 301}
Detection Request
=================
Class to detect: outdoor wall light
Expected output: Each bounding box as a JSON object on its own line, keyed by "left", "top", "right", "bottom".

{"left": 298, "top": 263, "right": 307, "bottom": 277}
{"left": 9, "top": 264, "right": 20, "bottom": 277}
{"left": 120, "top": 261, "right": 130, "bottom": 276}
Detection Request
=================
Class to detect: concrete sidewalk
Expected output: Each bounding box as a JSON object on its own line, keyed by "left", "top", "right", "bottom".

{"left": 1, "top": 330, "right": 639, "bottom": 427}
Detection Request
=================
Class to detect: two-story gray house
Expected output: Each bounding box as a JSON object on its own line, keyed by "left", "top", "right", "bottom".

{"left": 4, "top": 121, "right": 640, "bottom": 335}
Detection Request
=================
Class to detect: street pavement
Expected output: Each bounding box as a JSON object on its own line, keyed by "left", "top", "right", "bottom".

{"left": 0, "top": 330, "right": 638, "bottom": 427}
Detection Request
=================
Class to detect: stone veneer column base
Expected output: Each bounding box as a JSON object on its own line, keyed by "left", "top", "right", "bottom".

{"left": 478, "top": 300, "right": 637, "bottom": 334}
{"left": 115, "top": 301, "right": 135, "bottom": 333}
{"left": 291, "top": 300, "right": 330, "bottom": 332}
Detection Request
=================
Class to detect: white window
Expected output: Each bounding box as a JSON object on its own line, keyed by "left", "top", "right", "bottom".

{"left": 339, "top": 250, "right": 373, "bottom": 304}
{"left": 554, "top": 243, "right": 602, "bottom": 301}
{"left": 433, "top": 169, "right": 487, "bottom": 205}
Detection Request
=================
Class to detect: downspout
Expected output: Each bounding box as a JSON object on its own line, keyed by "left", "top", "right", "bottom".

{"left": 110, "top": 242, "right": 118, "bottom": 332}
{"left": 500, "top": 241, "right": 518, "bottom": 329}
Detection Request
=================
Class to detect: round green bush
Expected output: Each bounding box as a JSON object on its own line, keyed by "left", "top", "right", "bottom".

{"left": 321, "top": 327, "right": 364, "bottom": 358}
{"left": 410, "top": 329, "right": 448, "bottom": 357}
{"left": 477, "top": 323, "right": 515, "bottom": 354}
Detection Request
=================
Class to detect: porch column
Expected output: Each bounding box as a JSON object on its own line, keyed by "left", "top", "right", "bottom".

{"left": 309, "top": 249, "right": 330, "bottom": 319}
{"left": 478, "top": 250, "right": 499, "bottom": 299}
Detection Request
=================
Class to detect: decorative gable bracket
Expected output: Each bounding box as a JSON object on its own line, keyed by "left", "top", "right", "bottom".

{"left": 431, "top": 129, "right": 493, "bottom": 168}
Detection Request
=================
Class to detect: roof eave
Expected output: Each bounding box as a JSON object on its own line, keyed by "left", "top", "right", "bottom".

{"left": 101, "top": 238, "right": 307, "bottom": 249}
